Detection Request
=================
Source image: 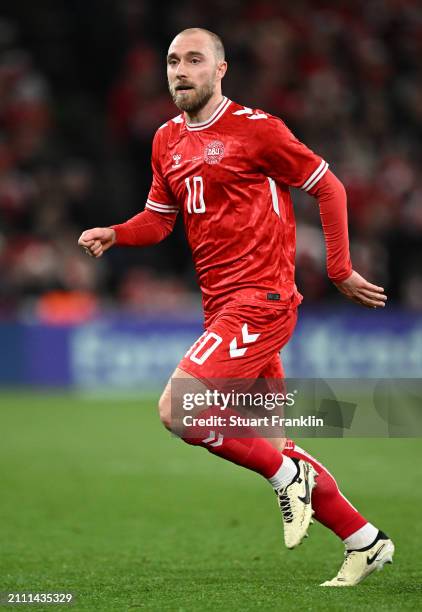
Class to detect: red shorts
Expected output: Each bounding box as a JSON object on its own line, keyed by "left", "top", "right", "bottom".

{"left": 179, "top": 303, "right": 297, "bottom": 385}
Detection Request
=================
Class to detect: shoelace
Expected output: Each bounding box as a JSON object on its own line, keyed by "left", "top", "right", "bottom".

{"left": 337, "top": 550, "right": 358, "bottom": 577}
{"left": 277, "top": 491, "right": 293, "bottom": 522}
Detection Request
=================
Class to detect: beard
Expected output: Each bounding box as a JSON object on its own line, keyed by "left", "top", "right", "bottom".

{"left": 169, "top": 78, "right": 215, "bottom": 113}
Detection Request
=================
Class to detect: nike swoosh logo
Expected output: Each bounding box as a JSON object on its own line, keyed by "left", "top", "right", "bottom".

{"left": 367, "top": 543, "right": 386, "bottom": 565}
{"left": 298, "top": 467, "right": 311, "bottom": 504}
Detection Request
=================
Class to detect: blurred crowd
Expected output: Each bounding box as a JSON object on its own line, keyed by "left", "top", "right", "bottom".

{"left": 0, "top": 0, "right": 421, "bottom": 322}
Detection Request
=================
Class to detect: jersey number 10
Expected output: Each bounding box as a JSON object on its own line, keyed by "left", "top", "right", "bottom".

{"left": 185, "top": 176, "right": 206, "bottom": 214}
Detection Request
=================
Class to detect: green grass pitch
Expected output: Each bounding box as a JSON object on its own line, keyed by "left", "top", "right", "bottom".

{"left": 0, "top": 391, "right": 421, "bottom": 611}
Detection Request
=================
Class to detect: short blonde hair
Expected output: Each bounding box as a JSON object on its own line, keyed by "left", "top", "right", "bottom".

{"left": 176, "top": 28, "right": 225, "bottom": 62}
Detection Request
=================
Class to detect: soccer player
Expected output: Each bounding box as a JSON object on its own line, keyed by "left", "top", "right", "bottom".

{"left": 78, "top": 28, "right": 394, "bottom": 586}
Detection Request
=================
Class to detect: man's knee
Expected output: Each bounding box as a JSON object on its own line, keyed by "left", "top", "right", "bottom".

{"left": 158, "top": 367, "right": 201, "bottom": 432}
{"left": 158, "top": 392, "right": 172, "bottom": 430}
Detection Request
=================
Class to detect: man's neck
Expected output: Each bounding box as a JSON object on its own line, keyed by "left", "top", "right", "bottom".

{"left": 184, "top": 93, "right": 225, "bottom": 125}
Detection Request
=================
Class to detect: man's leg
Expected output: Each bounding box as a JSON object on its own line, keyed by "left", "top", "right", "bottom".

{"left": 159, "top": 366, "right": 292, "bottom": 481}
{"left": 159, "top": 366, "right": 316, "bottom": 549}
{"left": 158, "top": 303, "right": 316, "bottom": 548}
{"left": 283, "top": 441, "right": 368, "bottom": 540}
{"left": 260, "top": 354, "right": 394, "bottom": 584}
{"left": 284, "top": 440, "right": 394, "bottom": 585}
{"left": 159, "top": 305, "right": 296, "bottom": 483}
{"left": 260, "top": 354, "right": 374, "bottom": 541}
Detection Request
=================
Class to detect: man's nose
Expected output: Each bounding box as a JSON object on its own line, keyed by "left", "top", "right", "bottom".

{"left": 175, "top": 61, "right": 188, "bottom": 78}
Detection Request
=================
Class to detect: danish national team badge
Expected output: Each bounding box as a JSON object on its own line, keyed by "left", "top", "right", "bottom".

{"left": 204, "top": 140, "right": 225, "bottom": 165}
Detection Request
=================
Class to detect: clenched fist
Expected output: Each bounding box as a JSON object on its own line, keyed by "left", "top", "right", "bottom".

{"left": 78, "top": 227, "right": 116, "bottom": 258}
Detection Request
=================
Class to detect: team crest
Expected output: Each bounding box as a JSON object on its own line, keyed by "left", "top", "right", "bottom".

{"left": 204, "top": 140, "right": 225, "bottom": 165}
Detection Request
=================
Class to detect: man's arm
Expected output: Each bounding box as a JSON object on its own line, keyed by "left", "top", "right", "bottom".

{"left": 78, "top": 124, "right": 178, "bottom": 257}
{"left": 249, "top": 114, "right": 387, "bottom": 308}
{"left": 309, "top": 170, "right": 387, "bottom": 308}
{"left": 78, "top": 209, "right": 177, "bottom": 258}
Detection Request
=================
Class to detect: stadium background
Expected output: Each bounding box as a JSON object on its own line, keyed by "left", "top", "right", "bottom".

{"left": 0, "top": 1, "right": 421, "bottom": 610}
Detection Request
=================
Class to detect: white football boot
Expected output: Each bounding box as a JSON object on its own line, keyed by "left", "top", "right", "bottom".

{"left": 275, "top": 459, "right": 317, "bottom": 549}
{"left": 321, "top": 531, "right": 395, "bottom": 586}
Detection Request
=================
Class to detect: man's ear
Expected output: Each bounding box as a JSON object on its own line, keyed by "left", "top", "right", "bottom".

{"left": 217, "top": 61, "right": 228, "bottom": 80}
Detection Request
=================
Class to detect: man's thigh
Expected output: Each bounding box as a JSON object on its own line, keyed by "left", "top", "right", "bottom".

{"left": 175, "top": 305, "right": 296, "bottom": 448}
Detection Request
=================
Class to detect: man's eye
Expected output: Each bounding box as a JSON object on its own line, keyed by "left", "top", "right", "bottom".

{"left": 191, "top": 58, "right": 200, "bottom": 64}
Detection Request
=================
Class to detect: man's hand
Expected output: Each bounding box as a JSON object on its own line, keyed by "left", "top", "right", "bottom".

{"left": 334, "top": 270, "right": 387, "bottom": 308}
{"left": 78, "top": 227, "right": 116, "bottom": 258}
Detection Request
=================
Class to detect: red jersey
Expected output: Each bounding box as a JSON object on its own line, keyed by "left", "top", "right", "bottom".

{"left": 145, "top": 97, "right": 330, "bottom": 315}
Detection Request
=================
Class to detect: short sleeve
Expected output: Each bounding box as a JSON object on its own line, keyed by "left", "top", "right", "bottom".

{"left": 146, "top": 129, "right": 179, "bottom": 214}
{"left": 253, "top": 115, "right": 329, "bottom": 191}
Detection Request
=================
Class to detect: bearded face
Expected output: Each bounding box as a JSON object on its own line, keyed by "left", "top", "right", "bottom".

{"left": 167, "top": 31, "right": 225, "bottom": 116}
{"left": 168, "top": 73, "right": 216, "bottom": 113}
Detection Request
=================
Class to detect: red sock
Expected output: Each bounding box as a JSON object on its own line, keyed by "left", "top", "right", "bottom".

{"left": 283, "top": 440, "right": 367, "bottom": 539}
{"left": 182, "top": 408, "right": 283, "bottom": 479}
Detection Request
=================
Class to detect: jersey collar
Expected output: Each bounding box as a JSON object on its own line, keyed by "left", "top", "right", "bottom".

{"left": 185, "top": 97, "right": 231, "bottom": 132}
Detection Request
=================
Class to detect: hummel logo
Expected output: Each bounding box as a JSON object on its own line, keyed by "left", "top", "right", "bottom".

{"left": 229, "top": 323, "right": 260, "bottom": 358}
{"left": 367, "top": 543, "right": 386, "bottom": 565}
{"left": 172, "top": 153, "right": 182, "bottom": 167}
